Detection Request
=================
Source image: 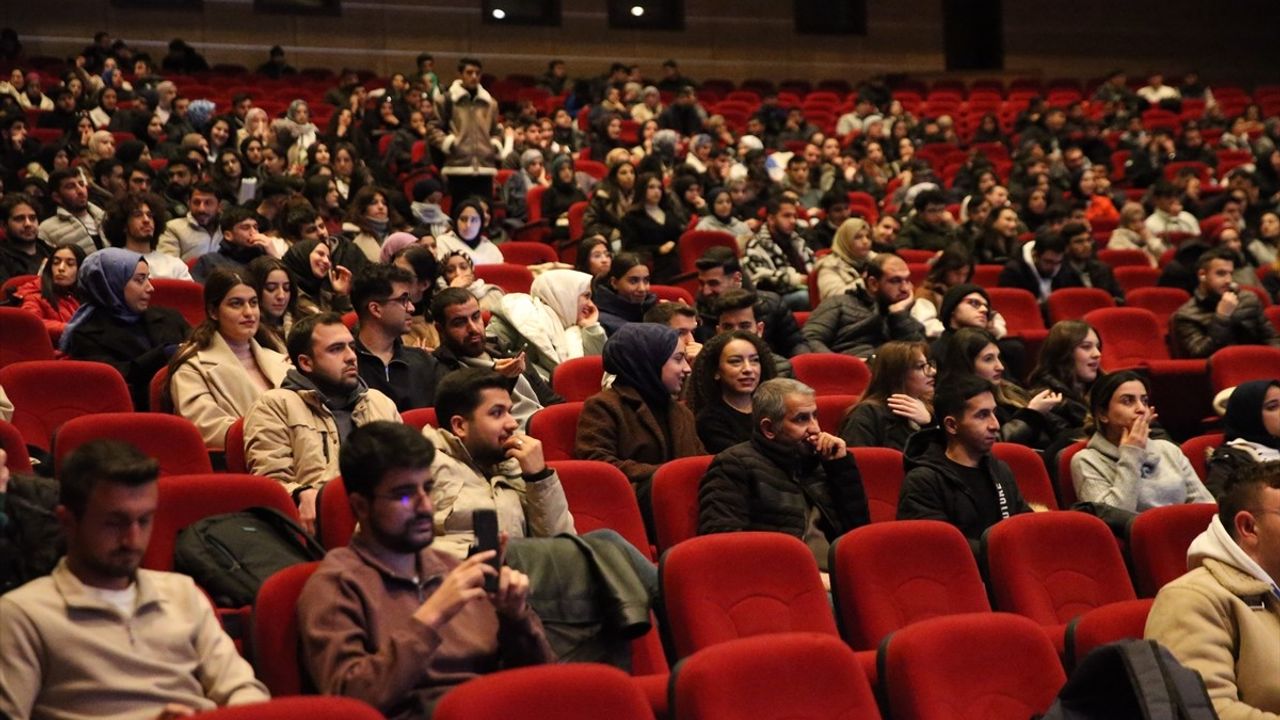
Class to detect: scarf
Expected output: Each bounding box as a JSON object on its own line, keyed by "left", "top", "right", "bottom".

{"left": 1224, "top": 379, "right": 1280, "bottom": 450}
{"left": 59, "top": 248, "right": 146, "bottom": 351}
{"left": 281, "top": 239, "right": 328, "bottom": 299}
{"left": 603, "top": 323, "right": 678, "bottom": 410}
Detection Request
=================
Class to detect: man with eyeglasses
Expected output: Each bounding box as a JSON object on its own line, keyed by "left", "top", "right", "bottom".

{"left": 297, "top": 421, "right": 553, "bottom": 720}
{"left": 351, "top": 264, "right": 442, "bottom": 412}
{"left": 1146, "top": 461, "right": 1280, "bottom": 718}
{"left": 803, "top": 253, "right": 925, "bottom": 359}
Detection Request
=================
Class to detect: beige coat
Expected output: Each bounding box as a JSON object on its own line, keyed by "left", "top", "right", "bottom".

{"left": 170, "top": 334, "right": 292, "bottom": 449}
{"left": 424, "top": 426, "right": 575, "bottom": 561}
{"left": 244, "top": 384, "right": 400, "bottom": 494}
{"left": 1146, "top": 557, "right": 1280, "bottom": 719}
{"left": 813, "top": 252, "right": 865, "bottom": 300}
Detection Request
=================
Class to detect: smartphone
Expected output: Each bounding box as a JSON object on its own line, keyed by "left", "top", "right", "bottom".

{"left": 470, "top": 509, "right": 500, "bottom": 593}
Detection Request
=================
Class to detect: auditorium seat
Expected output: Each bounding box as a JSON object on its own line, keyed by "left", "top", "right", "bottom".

{"left": 526, "top": 401, "right": 584, "bottom": 462}
{"left": 1209, "top": 345, "right": 1280, "bottom": 394}
{"left": 678, "top": 230, "right": 738, "bottom": 275}
{"left": 814, "top": 394, "right": 859, "bottom": 434}
{"left": 251, "top": 562, "right": 321, "bottom": 696}
{"left": 1125, "top": 286, "right": 1189, "bottom": 337}
{"left": 1127, "top": 502, "right": 1218, "bottom": 598}
{"left": 790, "top": 353, "right": 871, "bottom": 396}
{"left": 652, "top": 455, "right": 714, "bottom": 554}
{"left": 401, "top": 407, "right": 438, "bottom": 431}
{"left": 150, "top": 278, "right": 207, "bottom": 327}
{"left": 315, "top": 475, "right": 356, "bottom": 550}
{"left": 0, "top": 419, "right": 33, "bottom": 474}
{"left": 850, "top": 447, "right": 905, "bottom": 523}
{"left": 0, "top": 307, "right": 55, "bottom": 368}
{"left": 434, "top": 664, "right": 653, "bottom": 720}
{"left": 991, "top": 442, "right": 1058, "bottom": 510}
{"left": 552, "top": 356, "right": 605, "bottom": 402}
{"left": 1045, "top": 287, "right": 1115, "bottom": 324}
{"left": 650, "top": 284, "right": 694, "bottom": 305}
{"left": 1178, "top": 432, "right": 1223, "bottom": 484}
{"left": 1063, "top": 598, "right": 1155, "bottom": 670}
{"left": 0, "top": 360, "right": 134, "bottom": 451}
{"left": 198, "top": 697, "right": 380, "bottom": 720}
{"left": 499, "top": 241, "right": 559, "bottom": 266}
{"left": 475, "top": 263, "right": 535, "bottom": 293}
{"left": 551, "top": 459, "right": 653, "bottom": 561}
{"left": 54, "top": 413, "right": 213, "bottom": 477}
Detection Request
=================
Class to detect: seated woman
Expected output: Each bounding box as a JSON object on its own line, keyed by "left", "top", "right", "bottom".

{"left": 1027, "top": 320, "right": 1102, "bottom": 449}
{"left": 694, "top": 187, "right": 752, "bottom": 242}
{"left": 621, "top": 172, "right": 683, "bottom": 283}
{"left": 1107, "top": 201, "right": 1166, "bottom": 267}
{"left": 592, "top": 252, "right": 657, "bottom": 336}
{"left": 1206, "top": 379, "right": 1280, "bottom": 498}
{"left": 391, "top": 244, "right": 441, "bottom": 350}
{"left": 60, "top": 248, "right": 191, "bottom": 411}
{"left": 167, "top": 269, "right": 292, "bottom": 450}
{"left": 343, "top": 185, "right": 405, "bottom": 263}
{"left": 813, "top": 217, "right": 874, "bottom": 300}
{"left": 543, "top": 155, "right": 587, "bottom": 241}
{"left": 490, "top": 269, "right": 606, "bottom": 383}
{"left": 575, "top": 323, "right": 706, "bottom": 530}
{"left": 574, "top": 235, "right": 613, "bottom": 282}
{"left": 937, "top": 327, "right": 1063, "bottom": 451}
{"left": 689, "top": 330, "right": 777, "bottom": 453}
{"left": 246, "top": 256, "right": 297, "bottom": 354}
{"left": 930, "top": 283, "right": 1022, "bottom": 381}
{"left": 582, "top": 159, "right": 636, "bottom": 246}
{"left": 281, "top": 239, "right": 352, "bottom": 316}
{"left": 15, "top": 241, "right": 83, "bottom": 343}
{"left": 973, "top": 205, "right": 1022, "bottom": 265}
{"left": 438, "top": 249, "right": 504, "bottom": 313}
{"left": 1071, "top": 370, "right": 1213, "bottom": 512}
{"left": 839, "top": 340, "right": 935, "bottom": 452}
{"left": 435, "top": 198, "right": 505, "bottom": 266}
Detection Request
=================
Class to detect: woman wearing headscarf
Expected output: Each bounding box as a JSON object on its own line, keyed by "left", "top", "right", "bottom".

{"left": 60, "top": 248, "right": 191, "bottom": 410}
{"left": 813, "top": 217, "right": 875, "bottom": 300}
{"left": 435, "top": 198, "right": 505, "bottom": 266}
{"left": 281, "top": 238, "right": 353, "bottom": 316}
{"left": 1206, "top": 380, "right": 1280, "bottom": 498}
{"left": 274, "top": 99, "right": 318, "bottom": 168}
{"left": 575, "top": 323, "right": 705, "bottom": 533}
{"left": 543, "top": 155, "right": 587, "bottom": 241}
{"left": 489, "top": 269, "right": 607, "bottom": 382}
{"left": 502, "top": 148, "right": 548, "bottom": 223}
{"left": 694, "top": 187, "right": 752, "bottom": 242}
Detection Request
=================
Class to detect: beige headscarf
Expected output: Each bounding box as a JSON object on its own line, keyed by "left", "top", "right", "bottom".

{"left": 832, "top": 217, "right": 871, "bottom": 265}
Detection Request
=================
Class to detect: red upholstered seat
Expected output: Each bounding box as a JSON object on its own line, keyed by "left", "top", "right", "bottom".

{"left": 791, "top": 353, "right": 872, "bottom": 396}
{"left": 315, "top": 475, "right": 356, "bottom": 550}
{"left": 433, "top": 664, "right": 652, "bottom": 720}
{"left": 401, "top": 407, "right": 438, "bottom": 431}
{"left": 670, "top": 633, "right": 882, "bottom": 720}
{"left": 0, "top": 361, "right": 134, "bottom": 452}
{"left": 1209, "top": 346, "right": 1280, "bottom": 393}
{"left": 250, "top": 562, "right": 321, "bottom": 696}
{"left": 1046, "top": 287, "right": 1116, "bottom": 324}
{"left": 1179, "top": 433, "right": 1223, "bottom": 484}
{"left": 650, "top": 284, "right": 694, "bottom": 305}
{"left": 651, "top": 454, "right": 714, "bottom": 554}
{"left": 526, "top": 401, "right": 584, "bottom": 462}
{"left": 1064, "top": 598, "right": 1155, "bottom": 669}
{"left": 831, "top": 520, "right": 990, "bottom": 651}
{"left": 991, "top": 442, "right": 1058, "bottom": 510}
{"left": 815, "top": 394, "right": 859, "bottom": 434}
{"left": 1127, "top": 502, "right": 1218, "bottom": 598}
{"left": 475, "top": 263, "right": 535, "bottom": 293}
{"left": 198, "top": 697, "right": 380, "bottom": 720}
{"left": 678, "top": 229, "right": 738, "bottom": 275}
{"left": 551, "top": 459, "right": 653, "bottom": 561}
{"left": 499, "top": 241, "right": 560, "bottom": 265}
{"left": 851, "top": 447, "right": 905, "bottom": 523}
{"left": 0, "top": 420, "right": 32, "bottom": 473}
{"left": 150, "top": 278, "right": 206, "bottom": 327}
{"left": 1125, "top": 286, "right": 1190, "bottom": 337}
{"left": 54, "top": 413, "right": 213, "bottom": 477}
{"left": 0, "top": 307, "right": 55, "bottom": 368}
{"left": 552, "top": 356, "right": 604, "bottom": 402}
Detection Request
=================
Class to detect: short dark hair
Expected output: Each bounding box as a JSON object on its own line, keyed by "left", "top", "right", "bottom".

{"left": 458, "top": 57, "right": 482, "bottom": 72}
{"left": 1060, "top": 221, "right": 1090, "bottom": 240}
{"left": 695, "top": 247, "right": 742, "bottom": 275}
{"left": 913, "top": 189, "right": 947, "bottom": 212}
{"left": 352, "top": 263, "right": 416, "bottom": 320}
{"left": 285, "top": 311, "right": 345, "bottom": 367}
{"left": 429, "top": 287, "right": 475, "bottom": 325}
{"left": 280, "top": 203, "right": 319, "bottom": 239}
{"left": 643, "top": 301, "right": 697, "bottom": 325}
{"left": 339, "top": 421, "right": 436, "bottom": 499}
{"left": 103, "top": 192, "right": 168, "bottom": 250}
{"left": 934, "top": 374, "right": 994, "bottom": 427}
{"left": 1151, "top": 180, "right": 1178, "bottom": 199}
{"left": 712, "top": 288, "right": 758, "bottom": 317}
{"left": 417, "top": 52, "right": 434, "bottom": 64}
{"left": 1219, "top": 461, "right": 1280, "bottom": 541}
{"left": 767, "top": 198, "right": 797, "bottom": 217}
{"left": 219, "top": 204, "right": 257, "bottom": 233}
{"left": 59, "top": 439, "right": 159, "bottom": 518}
{"left": 1196, "top": 246, "right": 1236, "bottom": 272}
{"left": 1033, "top": 231, "right": 1068, "bottom": 255}
{"left": 0, "top": 192, "right": 38, "bottom": 223}
{"left": 90, "top": 159, "right": 122, "bottom": 186}
{"left": 434, "top": 367, "right": 515, "bottom": 431}
{"left": 127, "top": 161, "right": 155, "bottom": 180}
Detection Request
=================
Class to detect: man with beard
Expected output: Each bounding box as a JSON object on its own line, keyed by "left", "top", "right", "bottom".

{"left": 191, "top": 205, "right": 271, "bottom": 283}
{"left": 102, "top": 192, "right": 191, "bottom": 281}
{"left": 296, "top": 421, "right": 553, "bottom": 720}
{"left": 38, "top": 168, "right": 107, "bottom": 254}
{"left": 0, "top": 440, "right": 269, "bottom": 719}
{"left": 803, "top": 253, "right": 925, "bottom": 359}
{"left": 997, "top": 230, "right": 1082, "bottom": 304}
{"left": 0, "top": 192, "right": 52, "bottom": 284}
{"left": 244, "top": 313, "right": 401, "bottom": 532}
{"left": 158, "top": 181, "right": 220, "bottom": 261}
{"left": 1171, "top": 247, "right": 1279, "bottom": 358}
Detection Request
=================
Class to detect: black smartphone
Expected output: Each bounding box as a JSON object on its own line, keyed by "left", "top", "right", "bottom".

{"left": 470, "top": 509, "right": 500, "bottom": 593}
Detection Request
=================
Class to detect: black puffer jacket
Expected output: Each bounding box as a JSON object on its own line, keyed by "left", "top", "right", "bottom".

{"left": 802, "top": 287, "right": 924, "bottom": 358}
{"left": 897, "top": 427, "right": 1031, "bottom": 553}
{"left": 698, "top": 433, "right": 870, "bottom": 547}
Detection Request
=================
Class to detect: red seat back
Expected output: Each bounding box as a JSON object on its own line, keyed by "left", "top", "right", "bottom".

{"left": 1178, "top": 432, "right": 1223, "bottom": 484}
{"left": 551, "top": 460, "right": 653, "bottom": 561}
{"left": 551, "top": 356, "right": 605, "bottom": 402}
{"left": 678, "top": 230, "right": 738, "bottom": 275}
{"left": 652, "top": 454, "right": 715, "bottom": 554}
{"left": 316, "top": 475, "right": 356, "bottom": 550}
{"left": 882, "top": 613, "right": 1066, "bottom": 720}
{"left": 1128, "top": 503, "right": 1218, "bottom": 597}
{"left": 1085, "top": 307, "right": 1169, "bottom": 368}
{"left": 0, "top": 419, "right": 33, "bottom": 474}
{"left": 499, "top": 241, "right": 559, "bottom": 266}
{"left": 150, "top": 278, "right": 207, "bottom": 327}
{"left": 198, "top": 697, "right": 381, "bottom": 720}
{"left": 0, "top": 307, "right": 55, "bottom": 368}
{"left": 142, "top": 473, "right": 299, "bottom": 572}
{"left": 1097, "top": 248, "right": 1152, "bottom": 268}
{"left": 815, "top": 394, "right": 859, "bottom": 434}
{"left": 1056, "top": 439, "right": 1086, "bottom": 507}
{"left": 791, "top": 354, "right": 872, "bottom": 396}
{"left": 991, "top": 442, "right": 1058, "bottom": 510}
{"left": 224, "top": 417, "right": 247, "bottom": 473}
{"left": 1125, "top": 287, "right": 1189, "bottom": 337}
{"left": 1045, "top": 287, "right": 1116, "bottom": 325}
{"left": 972, "top": 264, "right": 1003, "bottom": 287}
{"left": 0, "top": 361, "right": 134, "bottom": 451}
{"left": 401, "top": 407, "right": 438, "bottom": 431}
{"left": 251, "top": 562, "right": 321, "bottom": 697}
{"left": 671, "top": 633, "right": 882, "bottom": 720}
{"left": 987, "top": 287, "right": 1046, "bottom": 336}
{"left": 475, "top": 263, "right": 535, "bottom": 293}
{"left": 1209, "top": 346, "right": 1280, "bottom": 393}
{"left": 1064, "top": 598, "right": 1155, "bottom": 669}
{"left": 984, "top": 511, "right": 1135, "bottom": 627}
{"left": 831, "top": 520, "right": 990, "bottom": 650}
{"left": 526, "top": 401, "right": 584, "bottom": 462}
{"left": 851, "top": 447, "right": 905, "bottom": 523}
{"left": 651, "top": 284, "right": 694, "bottom": 305}
{"left": 660, "top": 532, "right": 836, "bottom": 658}
{"left": 1113, "top": 266, "right": 1161, "bottom": 293}
{"left": 434, "top": 664, "right": 652, "bottom": 720}
{"left": 54, "top": 413, "right": 213, "bottom": 477}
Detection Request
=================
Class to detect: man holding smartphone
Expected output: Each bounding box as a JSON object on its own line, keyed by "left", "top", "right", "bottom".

{"left": 1171, "top": 247, "right": 1279, "bottom": 358}
{"left": 298, "top": 422, "right": 553, "bottom": 720}
{"left": 698, "top": 378, "right": 870, "bottom": 586}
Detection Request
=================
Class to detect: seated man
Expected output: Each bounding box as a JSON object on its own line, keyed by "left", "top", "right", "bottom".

{"left": 244, "top": 312, "right": 401, "bottom": 532}
{"left": 0, "top": 440, "right": 269, "bottom": 719}
{"left": 997, "top": 229, "right": 1082, "bottom": 303}
{"left": 643, "top": 301, "right": 703, "bottom": 367}
{"left": 803, "top": 253, "right": 925, "bottom": 359}
{"left": 1146, "top": 461, "right": 1280, "bottom": 718}
{"left": 430, "top": 288, "right": 562, "bottom": 431}
{"left": 351, "top": 264, "right": 442, "bottom": 412}
{"left": 698, "top": 378, "right": 870, "bottom": 582}
{"left": 298, "top": 422, "right": 553, "bottom": 720}
{"left": 191, "top": 205, "right": 272, "bottom": 284}
{"left": 898, "top": 374, "right": 1032, "bottom": 552}
{"left": 426, "top": 367, "right": 575, "bottom": 560}
{"left": 1171, "top": 247, "right": 1279, "bottom": 358}
{"left": 157, "top": 182, "right": 221, "bottom": 262}
{"left": 896, "top": 189, "right": 959, "bottom": 252}
{"left": 694, "top": 248, "right": 810, "bottom": 357}
{"left": 711, "top": 289, "right": 794, "bottom": 377}
{"left": 742, "top": 198, "right": 812, "bottom": 311}
{"left": 1061, "top": 221, "right": 1124, "bottom": 301}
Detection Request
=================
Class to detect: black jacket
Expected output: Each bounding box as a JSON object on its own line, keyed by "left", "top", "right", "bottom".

{"left": 897, "top": 427, "right": 1031, "bottom": 553}
{"left": 63, "top": 307, "right": 191, "bottom": 411}
{"left": 354, "top": 336, "right": 443, "bottom": 412}
{"left": 592, "top": 283, "right": 657, "bottom": 337}
{"left": 698, "top": 433, "right": 870, "bottom": 550}
{"left": 1067, "top": 258, "right": 1124, "bottom": 301}
{"left": 997, "top": 256, "right": 1083, "bottom": 303}
{"left": 0, "top": 473, "right": 63, "bottom": 595}
{"left": 838, "top": 401, "right": 922, "bottom": 453}
{"left": 620, "top": 208, "right": 683, "bottom": 284}
{"left": 695, "top": 289, "right": 810, "bottom": 358}
{"left": 802, "top": 288, "right": 924, "bottom": 358}
{"left": 695, "top": 400, "right": 754, "bottom": 455}
{"left": 0, "top": 241, "right": 52, "bottom": 287}
{"left": 432, "top": 341, "right": 563, "bottom": 409}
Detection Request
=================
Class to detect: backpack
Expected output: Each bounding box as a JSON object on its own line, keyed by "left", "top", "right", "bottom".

{"left": 1038, "top": 639, "right": 1218, "bottom": 720}
{"left": 174, "top": 506, "right": 325, "bottom": 608}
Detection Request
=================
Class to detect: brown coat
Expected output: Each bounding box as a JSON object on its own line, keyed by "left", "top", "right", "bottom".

{"left": 573, "top": 384, "right": 706, "bottom": 489}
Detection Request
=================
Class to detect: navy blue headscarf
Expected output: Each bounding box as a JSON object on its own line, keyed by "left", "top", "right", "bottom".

{"left": 603, "top": 323, "right": 679, "bottom": 409}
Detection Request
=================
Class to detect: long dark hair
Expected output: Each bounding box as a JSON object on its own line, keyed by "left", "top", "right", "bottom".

{"left": 246, "top": 255, "right": 298, "bottom": 325}
{"left": 41, "top": 242, "right": 86, "bottom": 306}
{"left": 938, "top": 327, "right": 1028, "bottom": 408}
{"left": 167, "top": 269, "right": 254, "bottom": 374}
{"left": 688, "top": 330, "right": 777, "bottom": 414}
{"left": 857, "top": 340, "right": 932, "bottom": 408}
{"left": 1029, "top": 320, "right": 1100, "bottom": 400}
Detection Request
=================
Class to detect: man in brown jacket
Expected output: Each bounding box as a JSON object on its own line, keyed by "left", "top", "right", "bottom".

{"left": 1146, "top": 461, "right": 1280, "bottom": 718}
{"left": 298, "top": 422, "right": 553, "bottom": 720}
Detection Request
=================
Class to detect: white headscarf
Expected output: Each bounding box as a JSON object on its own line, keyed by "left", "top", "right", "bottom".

{"left": 531, "top": 269, "right": 592, "bottom": 330}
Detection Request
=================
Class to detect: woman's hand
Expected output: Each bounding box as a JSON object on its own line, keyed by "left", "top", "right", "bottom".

{"left": 887, "top": 393, "right": 931, "bottom": 425}
{"left": 330, "top": 265, "right": 353, "bottom": 295}
{"left": 1026, "top": 388, "right": 1063, "bottom": 415}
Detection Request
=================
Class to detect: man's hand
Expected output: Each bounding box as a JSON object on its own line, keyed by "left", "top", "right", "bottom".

{"left": 887, "top": 393, "right": 932, "bottom": 425}
{"left": 684, "top": 339, "right": 703, "bottom": 364}
{"left": 493, "top": 352, "right": 526, "bottom": 378}
{"left": 1216, "top": 290, "right": 1239, "bottom": 319}
{"left": 807, "top": 432, "right": 847, "bottom": 460}
{"left": 297, "top": 488, "right": 319, "bottom": 534}
{"left": 413, "top": 551, "right": 497, "bottom": 631}
{"left": 503, "top": 432, "right": 547, "bottom": 475}
{"left": 888, "top": 295, "right": 916, "bottom": 314}
{"left": 490, "top": 565, "right": 532, "bottom": 619}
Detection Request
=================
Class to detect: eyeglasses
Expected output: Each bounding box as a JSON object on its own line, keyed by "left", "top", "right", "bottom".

{"left": 963, "top": 299, "right": 990, "bottom": 311}
{"left": 374, "top": 485, "right": 432, "bottom": 508}
{"left": 378, "top": 293, "right": 413, "bottom": 309}
{"left": 911, "top": 360, "right": 938, "bottom": 375}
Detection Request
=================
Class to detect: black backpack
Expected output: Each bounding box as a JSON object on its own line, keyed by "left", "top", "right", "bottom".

{"left": 174, "top": 506, "right": 325, "bottom": 608}
{"left": 1039, "top": 639, "right": 1219, "bottom": 720}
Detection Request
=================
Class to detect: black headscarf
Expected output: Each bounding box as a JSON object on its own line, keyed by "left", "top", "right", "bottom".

{"left": 282, "top": 239, "right": 328, "bottom": 299}
{"left": 603, "top": 323, "right": 679, "bottom": 409}
{"left": 1224, "top": 379, "right": 1280, "bottom": 450}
